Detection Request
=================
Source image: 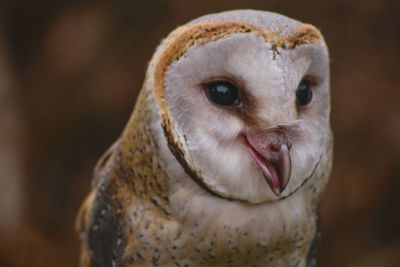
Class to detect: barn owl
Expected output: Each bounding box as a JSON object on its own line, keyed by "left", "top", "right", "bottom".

{"left": 76, "top": 9, "right": 332, "bottom": 267}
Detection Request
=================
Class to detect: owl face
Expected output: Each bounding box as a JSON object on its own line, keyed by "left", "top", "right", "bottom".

{"left": 152, "top": 11, "right": 330, "bottom": 203}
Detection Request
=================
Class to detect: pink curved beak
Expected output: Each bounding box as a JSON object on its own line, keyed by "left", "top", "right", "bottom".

{"left": 241, "top": 132, "right": 292, "bottom": 197}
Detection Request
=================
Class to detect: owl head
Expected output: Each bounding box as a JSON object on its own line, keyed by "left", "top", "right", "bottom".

{"left": 146, "top": 10, "right": 331, "bottom": 204}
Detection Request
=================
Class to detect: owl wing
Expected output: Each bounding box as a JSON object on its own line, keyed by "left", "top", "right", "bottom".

{"left": 76, "top": 142, "right": 129, "bottom": 267}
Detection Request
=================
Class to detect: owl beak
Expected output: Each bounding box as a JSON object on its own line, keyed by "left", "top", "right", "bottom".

{"left": 241, "top": 133, "right": 292, "bottom": 197}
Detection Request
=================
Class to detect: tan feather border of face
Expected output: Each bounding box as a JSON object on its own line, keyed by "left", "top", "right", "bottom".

{"left": 152, "top": 21, "right": 323, "bottom": 202}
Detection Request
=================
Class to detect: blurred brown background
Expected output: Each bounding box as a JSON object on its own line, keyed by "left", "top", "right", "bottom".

{"left": 0, "top": 1, "right": 399, "bottom": 266}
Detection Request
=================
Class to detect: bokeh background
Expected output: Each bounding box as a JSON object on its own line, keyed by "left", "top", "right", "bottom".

{"left": 0, "top": 1, "right": 399, "bottom": 266}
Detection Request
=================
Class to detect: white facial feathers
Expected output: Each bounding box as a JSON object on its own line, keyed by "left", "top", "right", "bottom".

{"left": 145, "top": 9, "right": 330, "bottom": 204}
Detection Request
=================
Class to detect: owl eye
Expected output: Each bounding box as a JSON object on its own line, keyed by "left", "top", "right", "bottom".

{"left": 206, "top": 81, "right": 240, "bottom": 106}
{"left": 296, "top": 79, "right": 313, "bottom": 106}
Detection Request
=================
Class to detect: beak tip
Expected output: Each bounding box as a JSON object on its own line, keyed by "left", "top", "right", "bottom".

{"left": 272, "top": 187, "right": 282, "bottom": 197}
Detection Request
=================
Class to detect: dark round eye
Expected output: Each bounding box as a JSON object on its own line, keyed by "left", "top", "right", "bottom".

{"left": 296, "top": 79, "right": 313, "bottom": 106}
{"left": 206, "top": 80, "right": 240, "bottom": 106}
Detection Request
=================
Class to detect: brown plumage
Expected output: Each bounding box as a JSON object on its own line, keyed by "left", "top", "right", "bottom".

{"left": 77, "top": 10, "right": 332, "bottom": 267}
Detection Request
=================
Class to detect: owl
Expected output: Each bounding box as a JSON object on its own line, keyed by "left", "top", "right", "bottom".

{"left": 76, "top": 9, "right": 332, "bottom": 267}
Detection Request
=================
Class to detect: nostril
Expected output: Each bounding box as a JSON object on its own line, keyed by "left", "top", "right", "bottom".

{"left": 269, "top": 143, "right": 281, "bottom": 152}
{"left": 269, "top": 141, "right": 292, "bottom": 152}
